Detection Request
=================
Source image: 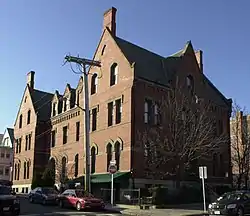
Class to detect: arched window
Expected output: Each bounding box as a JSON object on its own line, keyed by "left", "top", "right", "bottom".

{"left": 110, "top": 63, "right": 118, "bottom": 86}
{"left": 27, "top": 110, "right": 31, "bottom": 124}
{"left": 144, "top": 101, "right": 149, "bottom": 123}
{"left": 114, "top": 142, "right": 120, "bottom": 170}
{"left": 101, "top": 45, "right": 106, "bottom": 56}
{"left": 74, "top": 154, "right": 79, "bottom": 177}
{"left": 17, "top": 163, "right": 20, "bottom": 180}
{"left": 23, "top": 162, "right": 27, "bottom": 179}
{"left": 91, "top": 147, "right": 96, "bottom": 174}
{"left": 19, "top": 114, "right": 23, "bottom": 129}
{"left": 14, "top": 164, "right": 17, "bottom": 180}
{"left": 91, "top": 74, "right": 98, "bottom": 95}
{"left": 76, "top": 91, "right": 80, "bottom": 106}
{"left": 27, "top": 161, "right": 30, "bottom": 179}
{"left": 52, "top": 102, "right": 57, "bottom": 116}
{"left": 186, "top": 75, "right": 194, "bottom": 95}
{"left": 106, "top": 143, "right": 112, "bottom": 172}
{"left": 61, "top": 157, "right": 67, "bottom": 183}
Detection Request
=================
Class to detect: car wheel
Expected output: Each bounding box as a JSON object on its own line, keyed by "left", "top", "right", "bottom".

{"left": 237, "top": 208, "right": 244, "bottom": 216}
{"left": 42, "top": 199, "right": 46, "bottom": 205}
{"left": 13, "top": 209, "right": 20, "bottom": 216}
{"left": 59, "top": 200, "right": 64, "bottom": 208}
{"left": 76, "top": 201, "right": 81, "bottom": 211}
{"left": 29, "top": 196, "right": 33, "bottom": 203}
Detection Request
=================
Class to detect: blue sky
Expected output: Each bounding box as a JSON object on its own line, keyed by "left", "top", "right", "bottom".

{"left": 0, "top": 0, "right": 250, "bottom": 132}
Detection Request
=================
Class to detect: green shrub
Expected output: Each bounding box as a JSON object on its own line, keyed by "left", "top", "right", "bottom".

{"left": 42, "top": 166, "right": 55, "bottom": 186}
{"left": 148, "top": 186, "right": 168, "bottom": 205}
{"left": 31, "top": 173, "right": 43, "bottom": 189}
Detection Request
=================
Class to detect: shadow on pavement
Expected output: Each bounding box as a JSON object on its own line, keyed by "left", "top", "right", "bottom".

{"left": 163, "top": 203, "right": 205, "bottom": 210}
{"left": 18, "top": 195, "right": 122, "bottom": 215}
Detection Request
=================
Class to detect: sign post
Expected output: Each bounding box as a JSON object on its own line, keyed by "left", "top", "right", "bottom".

{"left": 109, "top": 160, "right": 117, "bottom": 206}
{"left": 199, "top": 166, "right": 207, "bottom": 212}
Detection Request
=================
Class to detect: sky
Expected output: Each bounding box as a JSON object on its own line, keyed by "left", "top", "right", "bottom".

{"left": 0, "top": 0, "right": 250, "bottom": 132}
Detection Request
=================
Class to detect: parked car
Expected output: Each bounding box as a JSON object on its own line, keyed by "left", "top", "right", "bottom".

{"left": 208, "top": 190, "right": 250, "bottom": 216}
{"left": 29, "top": 187, "right": 59, "bottom": 205}
{"left": 57, "top": 189, "right": 105, "bottom": 211}
{"left": 0, "top": 185, "right": 20, "bottom": 215}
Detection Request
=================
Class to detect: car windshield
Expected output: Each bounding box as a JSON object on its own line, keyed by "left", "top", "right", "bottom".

{"left": 217, "top": 192, "right": 243, "bottom": 201}
{"left": 0, "top": 186, "right": 11, "bottom": 195}
{"left": 76, "top": 190, "right": 94, "bottom": 198}
{"left": 42, "top": 188, "right": 58, "bottom": 194}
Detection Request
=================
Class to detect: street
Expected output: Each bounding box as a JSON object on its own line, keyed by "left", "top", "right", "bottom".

{"left": 18, "top": 196, "right": 121, "bottom": 216}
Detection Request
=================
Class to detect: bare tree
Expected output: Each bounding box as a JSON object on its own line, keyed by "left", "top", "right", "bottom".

{"left": 230, "top": 102, "right": 250, "bottom": 189}
{"left": 138, "top": 78, "right": 230, "bottom": 187}
{"left": 43, "top": 153, "right": 75, "bottom": 185}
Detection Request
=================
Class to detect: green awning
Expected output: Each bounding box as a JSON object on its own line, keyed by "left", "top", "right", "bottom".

{"left": 91, "top": 172, "right": 130, "bottom": 183}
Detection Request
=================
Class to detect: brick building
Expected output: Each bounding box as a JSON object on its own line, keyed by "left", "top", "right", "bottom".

{"left": 13, "top": 7, "right": 232, "bottom": 193}
{"left": 13, "top": 71, "right": 53, "bottom": 193}
{"left": 48, "top": 7, "right": 232, "bottom": 191}
{"left": 230, "top": 111, "right": 250, "bottom": 188}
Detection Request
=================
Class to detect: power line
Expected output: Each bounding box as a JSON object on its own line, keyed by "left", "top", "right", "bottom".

{"left": 15, "top": 84, "right": 132, "bottom": 128}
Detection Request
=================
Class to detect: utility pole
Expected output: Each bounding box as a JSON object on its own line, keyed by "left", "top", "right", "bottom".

{"left": 64, "top": 55, "right": 101, "bottom": 193}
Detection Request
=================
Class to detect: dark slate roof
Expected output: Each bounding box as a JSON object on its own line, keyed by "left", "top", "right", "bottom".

{"left": 115, "top": 37, "right": 230, "bottom": 106}
{"left": 30, "top": 89, "right": 54, "bottom": 121}
{"left": 7, "top": 128, "right": 14, "bottom": 144}
{"left": 115, "top": 37, "right": 181, "bottom": 86}
{"left": 0, "top": 134, "right": 3, "bottom": 143}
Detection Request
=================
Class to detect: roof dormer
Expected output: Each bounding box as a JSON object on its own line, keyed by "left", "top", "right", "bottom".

{"left": 62, "top": 84, "right": 76, "bottom": 112}
{"left": 75, "top": 77, "right": 83, "bottom": 107}
{"left": 51, "top": 90, "right": 63, "bottom": 117}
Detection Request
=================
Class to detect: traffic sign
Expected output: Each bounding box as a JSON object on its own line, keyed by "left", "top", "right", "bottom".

{"left": 199, "top": 166, "right": 207, "bottom": 213}
{"left": 109, "top": 161, "right": 117, "bottom": 174}
{"left": 199, "top": 166, "right": 207, "bottom": 179}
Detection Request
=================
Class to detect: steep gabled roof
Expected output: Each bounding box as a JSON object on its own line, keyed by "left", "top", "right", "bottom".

{"left": 7, "top": 128, "right": 14, "bottom": 144}
{"left": 114, "top": 37, "right": 181, "bottom": 86}
{"left": 113, "top": 36, "right": 230, "bottom": 106}
{"left": 30, "top": 89, "right": 54, "bottom": 121}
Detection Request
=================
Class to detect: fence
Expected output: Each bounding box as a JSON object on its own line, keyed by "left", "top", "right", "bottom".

{"left": 100, "top": 188, "right": 141, "bottom": 205}
{"left": 100, "top": 188, "right": 116, "bottom": 203}
{"left": 119, "top": 188, "right": 141, "bottom": 205}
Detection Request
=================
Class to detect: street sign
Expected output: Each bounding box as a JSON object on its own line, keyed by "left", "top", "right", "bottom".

{"left": 199, "top": 166, "right": 207, "bottom": 212}
{"left": 199, "top": 166, "right": 207, "bottom": 179}
{"left": 109, "top": 161, "right": 117, "bottom": 174}
{"left": 109, "top": 160, "right": 116, "bottom": 206}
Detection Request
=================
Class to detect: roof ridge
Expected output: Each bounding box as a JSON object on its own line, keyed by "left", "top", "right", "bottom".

{"left": 33, "top": 88, "right": 54, "bottom": 96}
{"left": 115, "top": 37, "right": 164, "bottom": 59}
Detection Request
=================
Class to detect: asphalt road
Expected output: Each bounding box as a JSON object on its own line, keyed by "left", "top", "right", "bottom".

{"left": 18, "top": 196, "right": 121, "bottom": 216}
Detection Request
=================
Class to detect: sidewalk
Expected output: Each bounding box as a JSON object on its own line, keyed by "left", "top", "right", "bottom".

{"left": 105, "top": 204, "right": 208, "bottom": 216}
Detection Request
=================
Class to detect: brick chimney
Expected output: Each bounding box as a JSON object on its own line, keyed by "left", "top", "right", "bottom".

{"left": 27, "top": 71, "right": 35, "bottom": 89}
{"left": 103, "top": 7, "right": 117, "bottom": 36}
{"left": 195, "top": 50, "right": 203, "bottom": 73}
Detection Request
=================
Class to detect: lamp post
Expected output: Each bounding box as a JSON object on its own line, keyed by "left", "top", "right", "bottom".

{"left": 64, "top": 56, "right": 101, "bottom": 193}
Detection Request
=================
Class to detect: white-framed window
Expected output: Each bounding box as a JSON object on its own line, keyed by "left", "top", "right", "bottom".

{"left": 91, "top": 74, "right": 98, "bottom": 95}
{"left": 154, "top": 103, "right": 159, "bottom": 125}
{"left": 110, "top": 63, "right": 118, "bottom": 86}
{"left": 144, "top": 101, "right": 149, "bottom": 123}
{"left": 52, "top": 102, "right": 57, "bottom": 116}
{"left": 66, "top": 98, "right": 70, "bottom": 110}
